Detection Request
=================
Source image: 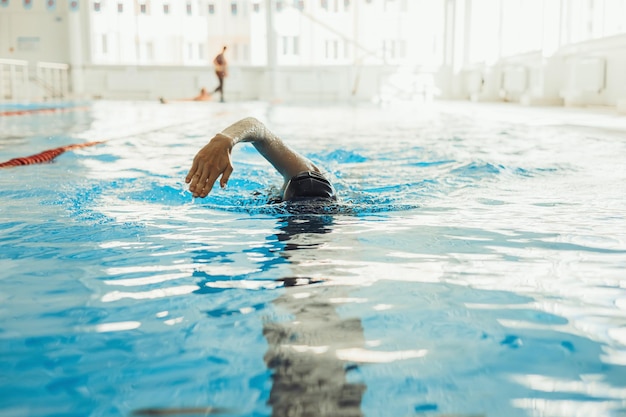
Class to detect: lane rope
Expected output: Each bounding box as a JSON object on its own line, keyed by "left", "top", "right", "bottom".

{"left": 0, "top": 105, "right": 89, "bottom": 117}
{"left": 0, "top": 141, "right": 105, "bottom": 168}
{"left": 0, "top": 115, "right": 218, "bottom": 169}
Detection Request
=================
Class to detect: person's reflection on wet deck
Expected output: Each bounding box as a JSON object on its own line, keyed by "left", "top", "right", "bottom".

{"left": 263, "top": 215, "right": 366, "bottom": 417}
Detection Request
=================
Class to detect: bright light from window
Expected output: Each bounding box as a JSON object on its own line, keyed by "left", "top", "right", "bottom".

{"left": 85, "top": 0, "right": 626, "bottom": 68}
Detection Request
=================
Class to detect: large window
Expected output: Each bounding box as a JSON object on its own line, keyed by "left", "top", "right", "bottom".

{"left": 281, "top": 36, "right": 300, "bottom": 56}
{"left": 100, "top": 34, "right": 108, "bottom": 54}
{"left": 87, "top": 0, "right": 625, "bottom": 67}
{"left": 466, "top": 0, "right": 626, "bottom": 65}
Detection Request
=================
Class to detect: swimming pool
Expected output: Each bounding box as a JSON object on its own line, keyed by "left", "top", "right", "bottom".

{"left": 1, "top": 100, "right": 625, "bottom": 417}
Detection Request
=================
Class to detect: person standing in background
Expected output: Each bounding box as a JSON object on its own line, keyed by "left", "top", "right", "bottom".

{"left": 213, "top": 46, "right": 228, "bottom": 102}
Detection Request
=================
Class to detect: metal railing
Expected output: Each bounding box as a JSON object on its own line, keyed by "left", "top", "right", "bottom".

{"left": 0, "top": 58, "right": 70, "bottom": 102}
{"left": 35, "top": 61, "right": 70, "bottom": 99}
{"left": 0, "top": 58, "right": 30, "bottom": 101}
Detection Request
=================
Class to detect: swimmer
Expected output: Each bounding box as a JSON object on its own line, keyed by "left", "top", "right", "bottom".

{"left": 185, "top": 117, "right": 336, "bottom": 202}
{"left": 159, "top": 87, "right": 212, "bottom": 104}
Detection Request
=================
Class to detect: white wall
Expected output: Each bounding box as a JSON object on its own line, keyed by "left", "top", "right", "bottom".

{"left": 0, "top": 2, "right": 72, "bottom": 65}
{"left": 80, "top": 64, "right": 403, "bottom": 103}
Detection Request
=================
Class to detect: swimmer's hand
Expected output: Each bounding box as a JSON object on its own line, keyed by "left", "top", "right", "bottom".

{"left": 185, "top": 134, "right": 234, "bottom": 198}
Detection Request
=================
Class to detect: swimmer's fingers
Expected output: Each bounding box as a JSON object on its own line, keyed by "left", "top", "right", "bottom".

{"left": 187, "top": 136, "right": 233, "bottom": 197}
{"left": 219, "top": 164, "right": 233, "bottom": 188}
{"left": 198, "top": 168, "right": 222, "bottom": 198}
{"left": 187, "top": 163, "right": 205, "bottom": 195}
{"left": 185, "top": 159, "right": 199, "bottom": 184}
{"left": 188, "top": 160, "right": 212, "bottom": 196}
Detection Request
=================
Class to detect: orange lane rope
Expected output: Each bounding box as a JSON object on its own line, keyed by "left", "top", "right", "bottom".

{"left": 0, "top": 114, "right": 214, "bottom": 169}
{"left": 0, "top": 105, "right": 90, "bottom": 117}
{"left": 0, "top": 141, "right": 105, "bottom": 168}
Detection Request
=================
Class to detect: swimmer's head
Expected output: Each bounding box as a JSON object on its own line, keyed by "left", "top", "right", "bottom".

{"left": 283, "top": 171, "right": 336, "bottom": 202}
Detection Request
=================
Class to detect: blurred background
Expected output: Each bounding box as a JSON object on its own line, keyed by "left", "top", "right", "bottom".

{"left": 1, "top": 0, "right": 625, "bottom": 109}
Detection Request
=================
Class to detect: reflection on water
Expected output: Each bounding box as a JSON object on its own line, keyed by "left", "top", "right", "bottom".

{"left": 189, "top": 215, "right": 367, "bottom": 416}
{"left": 265, "top": 215, "right": 365, "bottom": 417}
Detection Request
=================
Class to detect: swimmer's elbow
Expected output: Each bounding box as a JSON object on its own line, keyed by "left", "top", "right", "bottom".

{"left": 240, "top": 116, "right": 262, "bottom": 126}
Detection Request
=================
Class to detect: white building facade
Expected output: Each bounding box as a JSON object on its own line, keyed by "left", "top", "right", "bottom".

{"left": 1, "top": 0, "right": 625, "bottom": 107}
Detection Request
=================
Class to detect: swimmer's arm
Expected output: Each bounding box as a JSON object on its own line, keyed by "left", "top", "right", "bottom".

{"left": 186, "top": 117, "right": 318, "bottom": 198}
{"left": 223, "top": 117, "right": 318, "bottom": 179}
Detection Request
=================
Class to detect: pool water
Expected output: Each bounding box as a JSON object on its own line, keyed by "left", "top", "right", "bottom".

{"left": 1, "top": 100, "right": 626, "bottom": 417}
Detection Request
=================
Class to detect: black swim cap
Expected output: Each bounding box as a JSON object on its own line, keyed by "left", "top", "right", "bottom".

{"left": 283, "top": 171, "right": 336, "bottom": 202}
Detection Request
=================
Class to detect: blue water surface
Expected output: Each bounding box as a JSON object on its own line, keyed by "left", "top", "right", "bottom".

{"left": 1, "top": 100, "right": 626, "bottom": 417}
